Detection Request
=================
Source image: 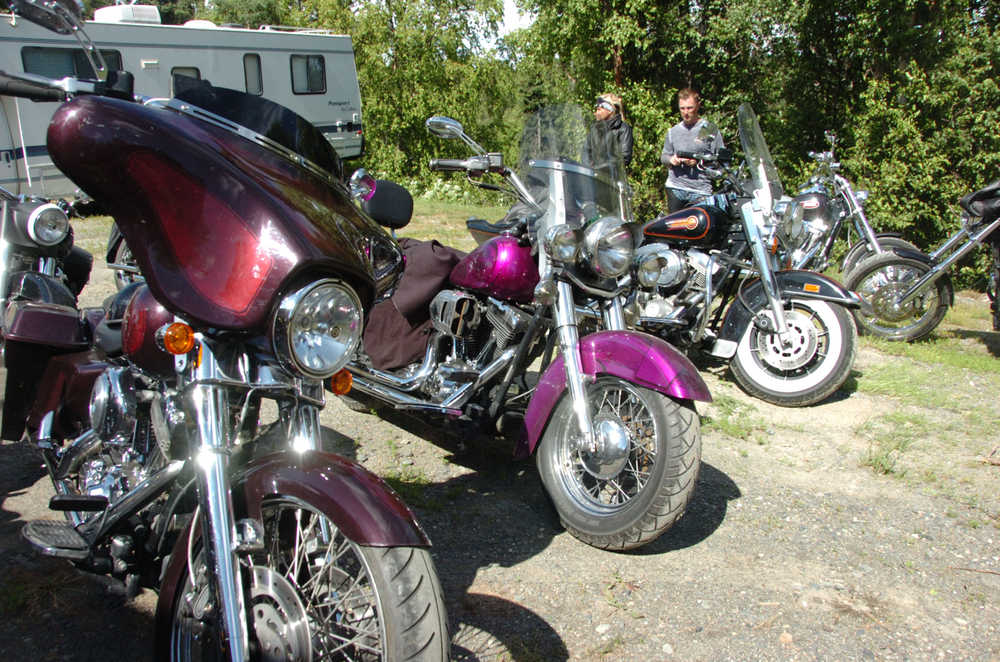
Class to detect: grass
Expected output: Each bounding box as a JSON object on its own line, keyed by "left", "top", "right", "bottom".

{"left": 702, "top": 394, "right": 767, "bottom": 444}
{"left": 856, "top": 411, "right": 927, "bottom": 475}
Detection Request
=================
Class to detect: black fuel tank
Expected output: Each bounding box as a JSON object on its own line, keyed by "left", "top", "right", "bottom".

{"left": 642, "top": 205, "right": 731, "bottom": 248}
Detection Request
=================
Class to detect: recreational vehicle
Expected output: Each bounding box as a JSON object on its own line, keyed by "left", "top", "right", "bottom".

{"left": 0, "top": 5, "right": 364, "bottom": 199}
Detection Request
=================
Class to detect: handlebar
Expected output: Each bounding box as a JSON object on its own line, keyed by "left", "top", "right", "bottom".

{"left": 0, "top": 71, "right": 66, "bottom": 101}
{"left": 676, "top": 150, "right": 718, "bottom": 163}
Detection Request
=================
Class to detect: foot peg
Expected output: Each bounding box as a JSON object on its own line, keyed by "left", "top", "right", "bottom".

{"left": 49, "top": 494, "right": 108, "bottom": 512}
{"left": 22, "top": 520, "right": 90, "bottom": 561}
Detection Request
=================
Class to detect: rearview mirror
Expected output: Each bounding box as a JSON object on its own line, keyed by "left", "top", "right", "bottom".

{"left": 425, "top": 116, "right": 465, "bottom": 140}
{"left": 10, "top": 0, "right": 84, "bottom": 35}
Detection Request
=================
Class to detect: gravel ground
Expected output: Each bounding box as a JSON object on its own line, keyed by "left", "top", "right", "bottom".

{"left": 0, "top": 264, "right": 998, "bottom": 661}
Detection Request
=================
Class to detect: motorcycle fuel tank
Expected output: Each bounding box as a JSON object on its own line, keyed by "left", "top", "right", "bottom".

{"left": 449, "top": 235, "right": 539, "bottom": 303}
{"left": 643, "top": 205, "right": 730, "bottom": 248}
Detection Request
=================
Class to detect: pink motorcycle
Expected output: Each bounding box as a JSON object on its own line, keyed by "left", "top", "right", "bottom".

{"left": 344, "top": 108, "right": 712, "bottom": 551}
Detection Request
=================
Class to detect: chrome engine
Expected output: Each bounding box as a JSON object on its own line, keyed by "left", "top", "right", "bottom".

{"left": 76, "top": 366, "right": 168, "bottom": 503}
{"left": 421, "top": 290, "right": 533, "bottom": 401}
{"left": 637, "top": 247, "right": 720, "bottom": 322}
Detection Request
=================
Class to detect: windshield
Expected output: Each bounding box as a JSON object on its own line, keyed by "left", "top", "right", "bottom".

{"left": 737, "top": 104, "right": 783, "bottom": 210}
{"left": 515, "top": 104, "right": 629, "bottom": 234}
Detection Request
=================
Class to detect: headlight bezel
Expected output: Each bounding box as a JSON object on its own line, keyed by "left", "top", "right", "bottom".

{"left": 25, "top": 202, "right": 70, "bottom": 246}
{"left": 541, "top": 224, "right": 581, "bottom": 264}
{"left": 272, "top": 278, "right": 363, "bottom": 379}
{"left": 582, "top": 216, "right": 634, "bottom": 278}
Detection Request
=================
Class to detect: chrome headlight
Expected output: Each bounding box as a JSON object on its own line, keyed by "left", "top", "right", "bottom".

{"left": 541, "top": 224, "right": 580, "bottom": 264}
{"left": 634, "top": 244, "right": 687, "bottom": 289}
{"left": 26, "top": 203, "right": 69, "bottom": 246}
{"left": 779, "top": 200, "right": 805, "bottom": 243}
{"left": 272, "top": 279, "right": 363, "bottom": 379}
{"left": 582, "top": 216, "right": 634, "bottom": 278}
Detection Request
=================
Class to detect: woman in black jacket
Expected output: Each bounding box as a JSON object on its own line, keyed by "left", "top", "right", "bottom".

{"left": 592, "top": 92, "right": 633, "bottom": 169}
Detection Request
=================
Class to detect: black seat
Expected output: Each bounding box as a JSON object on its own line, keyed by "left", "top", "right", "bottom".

{"left": 960, "top": 178, "right": 1000, "bottom": 220}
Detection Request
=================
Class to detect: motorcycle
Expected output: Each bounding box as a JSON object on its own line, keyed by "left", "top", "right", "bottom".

{"left": 340, "top": 106, "right": 712, "bottom": 552}
{"left": 843, "top": 181, "right": 1000, "bottom": 340}
{"left": 630, "top": 104, "right": 862, "bottom": 407}
{"left": 1, "top": 0, "right": 450, "bottom": 660}
{"left": 784, "top": 131, "right": 917, "bottom": 274}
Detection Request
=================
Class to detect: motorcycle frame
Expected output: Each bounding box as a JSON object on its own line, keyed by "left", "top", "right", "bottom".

{"left": 892, "top": 215, "right": 1000, "bottom": 307}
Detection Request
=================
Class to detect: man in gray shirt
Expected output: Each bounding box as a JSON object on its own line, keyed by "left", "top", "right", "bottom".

{"left": 660, "top": 88, "right": 725, "bottom": 212}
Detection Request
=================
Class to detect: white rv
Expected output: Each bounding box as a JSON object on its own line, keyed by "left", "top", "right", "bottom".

{"left": 0, "top": 5, "right": 364, "bottom": 199}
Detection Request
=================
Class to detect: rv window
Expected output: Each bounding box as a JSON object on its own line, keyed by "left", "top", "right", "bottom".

{"left": 21, "top": 47, "right": 123, "bottom": 79}
{"left": 170, "top": 68, "right": 200, "bottom": 95}
{"left": 290, "top": 55, "right": 325, "bottom": 94}
{"left": 244, "top": 54, "right": 263, "bottom": 96}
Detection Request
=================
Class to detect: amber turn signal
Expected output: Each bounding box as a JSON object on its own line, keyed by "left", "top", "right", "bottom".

{"left": 329, "top": 369, "right": 353, "bottom": 395}
{"left": 162, "top": 322, "right": 196, "bottom": 355}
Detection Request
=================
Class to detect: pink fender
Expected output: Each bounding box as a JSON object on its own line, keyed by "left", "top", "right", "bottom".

{"left": 517, "top": 330, "right": 711, "bottom": 458}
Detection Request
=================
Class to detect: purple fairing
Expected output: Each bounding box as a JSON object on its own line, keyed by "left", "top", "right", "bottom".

{"left": 449, "top": 235, "right": 539, "bottom": 303}
{"left": 516, "top": 330, "right": 711, "bottom": 458}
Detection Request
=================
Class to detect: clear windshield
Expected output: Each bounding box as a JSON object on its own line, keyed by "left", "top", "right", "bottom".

{"left": 515, "top": 104, "right": 629, "bottom": 234}
{"left": 737, "top": 104, "right": 783, "bottom": 210}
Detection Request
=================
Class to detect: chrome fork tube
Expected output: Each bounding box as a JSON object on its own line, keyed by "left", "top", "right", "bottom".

{"left": 601, "top": 296, "right": 627, "bottom": 331}
{"left": 897, "top": 218, "right": 1000, "bottom": 306}
{"left": 741, "top": 201, "right": 790, "bottom": 338}
{"left": 838, "top": 176, "right": 881, "bottom": 251}
{"left": 189, "top": 344, "right": 250, "bottom": 662}
{"left": 555, "top": 280, "right": 595, "bottom": 452}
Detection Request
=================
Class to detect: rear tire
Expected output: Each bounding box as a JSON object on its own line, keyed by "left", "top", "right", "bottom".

{"left": 730, "top": 298, "right": 856, "bottom": 406}
{"left": 111, "top": 239, "right": 141, "bottom": 291}
{"left": 168, "top": 498, "right": 450, "bottom": 661}
{"left": 844, "top": 252, "right": 950, "bottom": 342}
{"left": 536, "top": 376, "right": 701, "bottom": 551}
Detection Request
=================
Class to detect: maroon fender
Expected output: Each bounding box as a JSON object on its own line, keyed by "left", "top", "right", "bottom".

{"left": 516, "top": 330, "right": 711, "bottom": 458}
{"left": 154, "top": 449, "right": 430, "bottom": 654}
{"left": 25, "top": 349, "right": 108, "bottom": 441}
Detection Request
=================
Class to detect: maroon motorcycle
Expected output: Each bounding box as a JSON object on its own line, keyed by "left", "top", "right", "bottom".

{"left": 0, "top": 0, "right": 449, "bottom": 660}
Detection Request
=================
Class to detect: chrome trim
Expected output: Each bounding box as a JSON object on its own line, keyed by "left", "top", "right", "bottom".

{"left": 555, "top": 280, "right": 595, "bottom": 452}
{"left": 349, "top": 336, "right": 439, "bottom": 393}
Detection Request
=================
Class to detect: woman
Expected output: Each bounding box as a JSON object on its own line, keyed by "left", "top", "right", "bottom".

{"left": 592, "top": 92, "right": 633, "bottom": 169}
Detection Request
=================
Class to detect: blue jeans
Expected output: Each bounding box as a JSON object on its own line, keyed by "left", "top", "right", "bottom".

{"left": 666, "top": 187, "right": 716, "bottom": 212}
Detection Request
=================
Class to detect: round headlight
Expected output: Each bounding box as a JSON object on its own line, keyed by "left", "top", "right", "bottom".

{"left": 541, "top": 224, "right": 580, "bottom": 264}
{"left": 26, "top": 203, "right": 70, "bottom": 246}
{"left": 634, "top": 244, "right": 687, "bottom": 289}
{"left": 636, "top": 253, "right": 667, "bottom": 288}
{"left": 780, "top": 201, "right": 805, "bottom": 243}
{"left": 582, "top": 217, "right": 634, "bottom": 278}
{"left": 273, "top": 280, "right": 363, "bottom": 379}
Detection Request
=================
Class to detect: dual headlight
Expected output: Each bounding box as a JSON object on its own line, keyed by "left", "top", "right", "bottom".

{"left": 633, "top": 244, "right": 687, "bottom": 289}
{"left": 541, "top": 216, "right": 634, "bottom": 278}
{"left": 272, "top": 279, "right": 363, "bottom": 379}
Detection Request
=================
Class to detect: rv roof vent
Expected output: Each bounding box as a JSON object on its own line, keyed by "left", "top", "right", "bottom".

{"left": 93, "top": 4, "right": 162, "bottom": 24}
{"left": 183, "top": 19, "right": 218, "bottom": 28}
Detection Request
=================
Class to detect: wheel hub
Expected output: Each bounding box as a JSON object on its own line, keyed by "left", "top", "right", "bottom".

{"left": 581, "top": 418, "right": 631, "bottom": 480}
{"left": 757, "top": 311, "right": 818, "bottom": 371}
{"left": 869, "top": 282, "right": 919, "bottom": 321}
{"left": 249, "top": 565, "right": 312, "bottom": 662}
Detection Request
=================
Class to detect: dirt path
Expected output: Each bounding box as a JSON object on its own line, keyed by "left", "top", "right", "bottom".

{"left": 0, "top": 265, "right": 998, "bottom": 661}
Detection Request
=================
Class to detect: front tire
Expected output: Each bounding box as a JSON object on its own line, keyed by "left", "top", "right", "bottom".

{"left": 730, "top": 298, "right": 856, "bottom": 406}
{"left": 536, "top": 377, "right": 701, "bottom": 551}
{"left": 841, "top": 236, "right": 919, "bottom": 275}
{"left": 844, "top": 252, "right": 951, "bottom": 342}
{"left": 169, "top": 499, "right": 450, "bottom": 661}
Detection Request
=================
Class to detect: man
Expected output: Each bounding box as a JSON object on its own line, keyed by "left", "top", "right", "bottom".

{"left": 660, "top": 88, "right": 725, "bottom": 212}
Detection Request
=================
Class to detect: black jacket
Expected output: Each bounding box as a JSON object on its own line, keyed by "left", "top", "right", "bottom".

{"left": 586, "top": 115, "right": 634, "bottom": 169}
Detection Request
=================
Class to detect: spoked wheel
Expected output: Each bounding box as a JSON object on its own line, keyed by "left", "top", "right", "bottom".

{"left": 844, "top": 252, "right": 951, "bottom": 342}
{"left": 111, "top": 239, "right": 142, "bottom": 291}
{"left": 841, "top": 236, "right": 919, "bottom": 275}
{"left": 536, "top": 376, "right": 701, "bottom": 551}
{"left": 169, "top": 499, "right": 449, "bottom": 661}
{"left": 730, "top": 298, "right": 857, "bottom": 406}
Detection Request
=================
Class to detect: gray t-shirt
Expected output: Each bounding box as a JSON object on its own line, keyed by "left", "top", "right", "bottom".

{"left": 660, "top": 118, "right": 725, "bottom": 194}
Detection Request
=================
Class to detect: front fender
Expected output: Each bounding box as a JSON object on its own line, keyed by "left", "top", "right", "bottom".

{"left": 154, "top": 449, "right": 429, "bottom": 657}
{"left": 717, "top": 270, "right": 861, "bottom": 348}
{"left": 517, "top": 330, "right": 710, "bottom": 458}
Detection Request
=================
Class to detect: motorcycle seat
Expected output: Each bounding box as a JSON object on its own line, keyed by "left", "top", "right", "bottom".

{"left": 960, "top": 178, "right": 1000, "bottom": 220}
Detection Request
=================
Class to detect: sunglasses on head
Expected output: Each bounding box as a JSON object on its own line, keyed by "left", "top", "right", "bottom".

{"left": 595, "top": 100, "right": 615, "bottom": 112}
